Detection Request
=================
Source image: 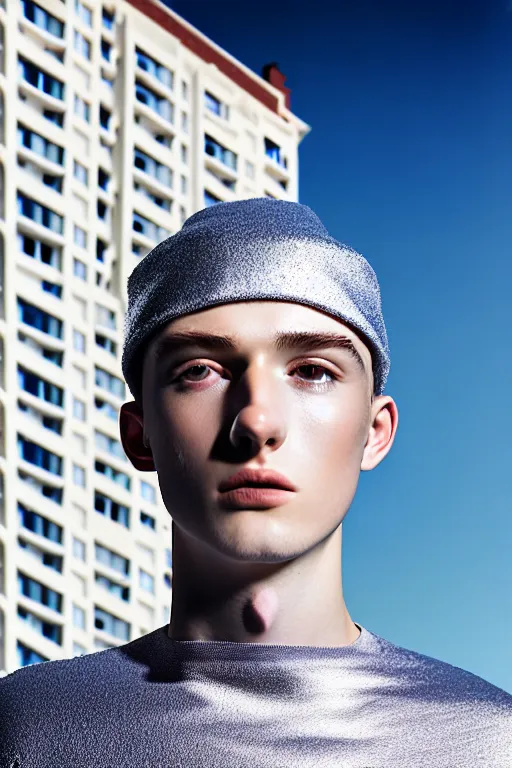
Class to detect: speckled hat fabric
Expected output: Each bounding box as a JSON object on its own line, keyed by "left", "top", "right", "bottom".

{"left": 122, "top": 198, "right": 390, "bottom": 402}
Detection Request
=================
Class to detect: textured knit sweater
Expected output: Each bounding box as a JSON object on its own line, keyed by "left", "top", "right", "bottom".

{"left": 1, "top": 622, "right": 511, "bottom": 767}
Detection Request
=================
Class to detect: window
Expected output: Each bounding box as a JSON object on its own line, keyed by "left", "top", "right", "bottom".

{"left": 98, "top": 168, "right": 110, "bottom": 191}
{"left": 204, "top": 91, "right": 221, "bottom": 116}
{"left": 141, "top": 481, "right": 156, "bottom": 504}
{"left": 73, "top": 537, "right": 86, "bottom": 561}
{"left": 74, "top": 95, "right": 90, "bottom": 123}
{"left": 95, "top": 572, "right": 129, "bottom": 601}
{"left": 17, "top": 297, "right": 63, "bottom": 338}
{"left": 73, "top": 603, "right": 85, "bottom": 629}
{"left": 17, "top": 399, "right": 62, "bottom": 434}
{"left": 17, "top": 365, "right": 63, "bottom": 406}
{"left": 95, "top": 303, "right": 116, "bottom": 330}
{"left": 204, "top": 134, "right": 237, "bottom": 171}
{"left": 102, "top": 7, "right": 114, "bottom": 29}
{"left": 181, "top": 111, "right": 188, "bottom": 133}
{"left": 73, "top": 397, "right": 86, "bottom": 421}
{"left": 17, "top": 434, "right": 62, "bottom": 475}
{"left": 17, "top": 192, "right": 63, "bottom": 234}
{"left": 95, "top": 460, "right": 130, "bottom": 491}
{"left": 94, "top": 430, "right": 127, "bottom": 461}
{"left": 17, "top": 124, "right": 64, "bottom": 164}
{"left": 181, "top": 80, "right": 188, "bottom": 101}
{"left": 73, "top": 29, "right": 91, "bottom": 60}
{"left": 73, "top": 160, "right": 88, "bottom": 184}
{"left": 41, "top": 279, "right": 62, "bottom": 298}
{"left": 21, "top": 0, "right": 64, "bottom": 38}
{"left": 73, "top": 329, "right": 86, "bottom": 353}
{"left": 181, "top": 143, "right": 188, "bottom": 164}
{"left": 96, "top": 238, "right": 107, "bottom": 262}
{"left": 204, "top": 189, "right": 221, "bottom": 207}
{"left": 264, "top": 137, "right": 286, "bottom": 167}
{"left": 17, "top": 640, "right": 49, "bottom": 668}
{"left": 75, "top": 0, "right": 92, "bottom": 27}
{"left": 139, "top": 568, "right": 154, "bottom": 594}
{"left": 17, "top": 605, "right": 62, "bottom": 644}
{"left": 18, "top": 536, "right": 63, "bottom": 572}
{"left": 133, "top": 212, "right": 169, "bottom": 242}
{"left": 18, "top": 57, "right": 64, "bottom": 100}
{"left": 18, "top": 571, "right": 62, "bottom": 612}
{"left": 134, "top": 147, "right": 172, "bottom": 187}
{"left": 135, "top": 48, "right": 173, "bottom": 89}
{"left": 94, "top": 366, "right": 125, "bottom": 399}
{"left": 18, "top": 469, "right": 63, "bottom": 505}
{"left": 17, "top": 331, "right": 63, "bottom": 367}
{"left": 73, "top": 463, "right": 86, "bottom": 487}
{"left": 100, "top": 39, "right": 111, "bottom": 62}
{"left": 94, "top": 606, "right": 130, "bottom": 641}
{"left": 94, "top": 397, "right": 118, "bottom": 421}
{"left": 95, "top": 542, "right": 130, "bottom": 576}
{"left": 164, "top": 573, "right": 172, "bottom": 589}
{"left": 140, "top": 511, "right": 155, "bottom": 530}
{"left": 165, "top": 547, "right": 172, "bottom": 569}
{"left": 135, "top": 80, "right": 173, "bottom": 122}
{"left": 97, "top": 200, "right": 107, "bottom": 220}
{"left": 73, "top": 258, "right": 87, "bottom": 281}
{"left": 95, "top": 491, "right": 130, "bottom": 527}
{"left": 74, "top": 225, "right": 87, "bottom": 249}
{"left": 134, "top": 183, "right": 172, "bottom": 212}
{"left": 181, "top": 175, "right": 187, "bottom": 195}
{"left": 95, "top": 333, "right": 116, "bottom": 356}
{"left": 99, "top": 105, "right": 111, "bottom": 130}
{"left": 18, "top": 501, "right": 62, "bottom": 543}
{"left": 43, "top": 109, "right": 64, "bottom": 128}
{"left": 17, "top": 233, "right": 62, "bottom": 270}
{"left": 180, "top": 206, "right": 187, "bottom": 225}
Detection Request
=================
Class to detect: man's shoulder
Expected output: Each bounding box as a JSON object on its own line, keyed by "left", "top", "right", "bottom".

{"left": 372, "top": 630, "right": 512, "bottom": 710}
{"left": 0, "top": 627, "right": 160, "bottom": 716}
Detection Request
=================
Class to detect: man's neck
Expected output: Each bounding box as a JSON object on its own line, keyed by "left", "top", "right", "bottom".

{"left": 167, "top": 524, "right": 360, "bottom": 647}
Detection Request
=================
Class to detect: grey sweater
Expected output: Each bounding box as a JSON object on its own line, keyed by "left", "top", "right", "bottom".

{"left": 1, "top": 622, "right": 511, "bottom": 767}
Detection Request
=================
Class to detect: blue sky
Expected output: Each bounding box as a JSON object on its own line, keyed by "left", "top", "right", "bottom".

{"left": 169, "top": 0, "right": 512, "bottom": 692}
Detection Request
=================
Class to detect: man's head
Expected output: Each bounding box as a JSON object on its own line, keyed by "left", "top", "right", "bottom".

{"left": 120, "top": 199, "right": 398, "bottom": 565}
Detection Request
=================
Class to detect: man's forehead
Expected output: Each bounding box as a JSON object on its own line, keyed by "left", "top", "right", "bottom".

{"left": 150, "top": 301, "right": 368, "bottom": 352}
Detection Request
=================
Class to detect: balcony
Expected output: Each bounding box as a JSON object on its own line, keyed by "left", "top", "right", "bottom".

{"left": 19, "top": 0, "right": 66, "bottom": 56}
{"left": 18, "top": 59, "right": 65, "bottom": 113}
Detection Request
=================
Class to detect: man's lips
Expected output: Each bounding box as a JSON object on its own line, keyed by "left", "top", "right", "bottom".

{"left": 218, "top": 468, "right": 297, "bottom": 493}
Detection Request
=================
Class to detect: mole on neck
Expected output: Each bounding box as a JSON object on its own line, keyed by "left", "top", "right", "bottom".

{"left": 242, "top": 586, "right": 279, "bottom": 635}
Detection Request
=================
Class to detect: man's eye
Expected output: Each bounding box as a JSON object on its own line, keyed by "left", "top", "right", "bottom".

{"left": 176, "top": 364, "right": 212, "bottom": 382}
{"left": 293, "top": 364, "right": 334, "bottom": 384}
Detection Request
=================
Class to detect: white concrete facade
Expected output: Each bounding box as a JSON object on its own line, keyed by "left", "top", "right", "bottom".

{"left": 0, "top": 0, "right": 310, "bottom": 674}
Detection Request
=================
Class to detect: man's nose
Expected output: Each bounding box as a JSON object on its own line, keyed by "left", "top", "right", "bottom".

{"left": 228, "top": 363, "right": 287, "bottom": 454}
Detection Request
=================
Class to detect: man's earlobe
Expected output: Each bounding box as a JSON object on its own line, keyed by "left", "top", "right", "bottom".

{"left": 119, "top": 402, "right": 155, "bottom": 471}
{"left": 360, "top": 396, "right": 398, "bottom": 472}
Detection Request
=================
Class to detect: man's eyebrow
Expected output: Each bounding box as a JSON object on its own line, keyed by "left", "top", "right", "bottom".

{"left": 153, "top": 330, "right": 367, "bottom": 373}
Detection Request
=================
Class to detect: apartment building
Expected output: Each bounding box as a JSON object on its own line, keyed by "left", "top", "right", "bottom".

{"left": 0, "top": 0, "right": 310, "bottom": 674}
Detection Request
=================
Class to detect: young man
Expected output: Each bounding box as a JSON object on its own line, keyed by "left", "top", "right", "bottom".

{"left": 1, "top": 199, "right": 510, "bottom": 767}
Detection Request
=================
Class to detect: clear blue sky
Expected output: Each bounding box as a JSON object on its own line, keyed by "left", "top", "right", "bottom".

{"left": 169, "top": 0, "right": 512, "bottom": 692}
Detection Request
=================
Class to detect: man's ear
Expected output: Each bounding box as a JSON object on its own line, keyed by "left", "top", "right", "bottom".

{"left": 119, "top": 401, "right": 156, "bottom": 471}
{"left": 360, "top": 395, "right": 398, "bottom": 471}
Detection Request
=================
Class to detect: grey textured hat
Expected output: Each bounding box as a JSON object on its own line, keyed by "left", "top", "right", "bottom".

{"left": 122, "top": 198, "right": 390, "bottom": 402}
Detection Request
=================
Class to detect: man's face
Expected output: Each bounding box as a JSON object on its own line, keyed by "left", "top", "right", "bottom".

{"left": 139, "top": 301, "right": 376, "bottom": 563}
